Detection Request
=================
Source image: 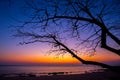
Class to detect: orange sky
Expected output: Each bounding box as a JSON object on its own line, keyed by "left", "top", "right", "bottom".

{"left": 1, "top": 47, "right": 120, "bottom": 66}
{"left": 0, "top": 38, "right": 120, "bottom": 66}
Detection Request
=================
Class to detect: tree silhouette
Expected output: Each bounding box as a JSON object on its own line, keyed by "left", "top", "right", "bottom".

{"left": 14, "top": 0, "right": 120, "bottom": 70}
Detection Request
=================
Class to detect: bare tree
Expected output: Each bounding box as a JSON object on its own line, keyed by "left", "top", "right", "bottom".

{"left": 14, "top": 0, "right": 120, "bottom": 71}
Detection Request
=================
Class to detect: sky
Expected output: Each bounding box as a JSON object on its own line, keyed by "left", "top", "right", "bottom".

{"left": 0, "top": 0, "right": 120, "bottom": 66}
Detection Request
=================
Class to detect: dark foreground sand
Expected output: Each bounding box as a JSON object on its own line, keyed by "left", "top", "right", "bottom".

{"left": 0, "top": 70, "right": 120, "bottom": 80}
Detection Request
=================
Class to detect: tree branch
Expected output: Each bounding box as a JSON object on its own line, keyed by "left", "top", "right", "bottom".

{"left": 51, "top": 36, "right": 112, "bottom": 68}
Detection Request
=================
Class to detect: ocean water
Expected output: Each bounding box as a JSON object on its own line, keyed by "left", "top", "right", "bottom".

{"left": 0, "top": 65, "right": 103, "bottom": 76}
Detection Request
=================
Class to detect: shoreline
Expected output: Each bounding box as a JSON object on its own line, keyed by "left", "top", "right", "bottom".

{"left": 0, "top": 68, "right": 105, "bottom": 77}
{"left": 0, "top": 69, "right": 120, "bottom": 80}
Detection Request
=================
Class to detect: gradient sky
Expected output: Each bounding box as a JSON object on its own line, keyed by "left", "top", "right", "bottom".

{"left": 0, "top": 0, "right": 120, "bottom": 66}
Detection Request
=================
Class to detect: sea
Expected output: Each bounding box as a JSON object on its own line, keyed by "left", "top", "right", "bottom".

{"left": 0, "top": 65, "right": 104, "bottom": 76}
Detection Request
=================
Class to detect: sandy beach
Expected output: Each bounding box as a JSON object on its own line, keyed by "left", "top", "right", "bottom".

{"left": 0, "top": 70, "right": 120, "bottom": 80}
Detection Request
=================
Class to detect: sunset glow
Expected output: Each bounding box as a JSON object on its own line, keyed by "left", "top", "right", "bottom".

{"left": 0, "top": 0, "right": 120, "bottom": 66}
{"left": 1, "top": 49, "right": 120, "bottom": 65}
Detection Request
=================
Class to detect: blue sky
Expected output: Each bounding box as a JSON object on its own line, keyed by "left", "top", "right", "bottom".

{"left": 0, "top": 0, "right": 120, "bottom": 66}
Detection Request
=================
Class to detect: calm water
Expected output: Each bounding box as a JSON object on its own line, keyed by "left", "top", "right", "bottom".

{"left": 0, "top": 65, "right": 103, "bottom": 76}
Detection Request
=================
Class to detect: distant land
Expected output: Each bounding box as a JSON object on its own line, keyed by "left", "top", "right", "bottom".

{"left": 0, "top": 59, "right": 120, "bottom": 66}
